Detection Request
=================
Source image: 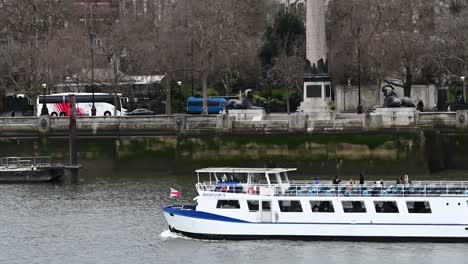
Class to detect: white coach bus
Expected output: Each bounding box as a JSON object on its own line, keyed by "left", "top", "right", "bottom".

{"left": 36, "top": 93, "right": 127, "bottom": 117}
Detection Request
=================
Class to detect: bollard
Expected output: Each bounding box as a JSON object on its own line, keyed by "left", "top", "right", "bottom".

{"left": 68, "top": 94, "right": 78, "bottom": 178}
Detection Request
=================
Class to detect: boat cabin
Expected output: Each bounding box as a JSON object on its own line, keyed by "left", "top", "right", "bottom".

{"left": 195, "top": 168, "right": 296, "bottom": 195}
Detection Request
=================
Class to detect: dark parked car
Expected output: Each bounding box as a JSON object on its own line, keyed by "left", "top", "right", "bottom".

{"left": 126, "top": 108, "right": 155, "bottom": 116}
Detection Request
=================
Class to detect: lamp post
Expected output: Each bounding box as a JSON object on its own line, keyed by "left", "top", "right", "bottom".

{"left": 177, "top": 81, "right": 182, "bottom": 113}
{"left": 356, "top": 27, "right": 363, "bottom": 114}
{"left": 89, "top": 0, "right": 96, "bottom": 116}
{"left": 191, "top": 38, "right": 194, "bottom": 97}
{"left": 90, "top": 32, "right": 96, "bottom": 116}
{"left": 461, "top": 76, "right": 466, "bottom": 104}
{"left": 40, "top": 83, "right": 49, "bottom": 116}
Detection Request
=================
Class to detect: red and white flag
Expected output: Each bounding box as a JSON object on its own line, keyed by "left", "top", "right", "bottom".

{"left": 170, "top": 188, "right": 181, "bottom": 198}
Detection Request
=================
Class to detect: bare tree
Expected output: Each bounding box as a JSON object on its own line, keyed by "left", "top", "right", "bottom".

{"left": 0, "top": 0, "right": 75, "bottom": 107}
{"left": 431, "top": 0, "right": 468, "bottom": 100}
{"left": 183, "top": 0, "right": 269, "bottom": 114}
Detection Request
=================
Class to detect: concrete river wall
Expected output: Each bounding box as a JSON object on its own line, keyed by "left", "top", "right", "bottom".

{"left": 0, "top": 132, "right": 467, "bottom": 178}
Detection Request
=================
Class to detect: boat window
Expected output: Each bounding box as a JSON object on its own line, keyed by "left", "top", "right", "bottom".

{"left": 262, "top": 201, "right": 271, "bottom": 212}
{"left": 374, "top": 201, "right": 399, "bottom": 213}
{"left": 216, "top": 200, "right": 241, "bottom": 209}
{"left": 249, "top": 173, "right": 265, "bottom": 184}
{"left": 278, "top": 200, "right": 303, "bottom": 212}
{"left": 310, "top": 201, "right": 335, "bottom": 213}
{"left": 279, "top": 172, "right": 289, "bottom": 183}
{"left": 268, "top": 173, "right": 278, "bottom": 184}
{"left": 342, "top": 201, "right": 366, "bottom": 213}
{"left": 233, "top": 173, "right": 248, "bottom": 183}
{"left": 221, "top": 173, "right": 247, "bottom": 183}
{"left": 406, "top": 201, "right": 431, "bottom": 214}
{"left": 247, "top": 200, "right": 259, "bottom": 212}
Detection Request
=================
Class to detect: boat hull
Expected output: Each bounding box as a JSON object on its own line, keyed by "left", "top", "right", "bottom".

{"left": 0, "top": 167, "right": 64, "bottom": 183}
{"left": 170, "top": 228, "right": 468, "bottom": 243}
{"left": 163, "top": 206, "right": 468, "bottom": 242}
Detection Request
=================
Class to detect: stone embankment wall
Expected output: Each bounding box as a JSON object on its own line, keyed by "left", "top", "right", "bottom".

{"left": 0, "top": 110, "right": 467, "bottom": 138}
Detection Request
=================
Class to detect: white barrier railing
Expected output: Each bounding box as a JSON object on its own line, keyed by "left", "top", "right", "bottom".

{"left": 196, "top": 181, "right": 468, "bottom": 197}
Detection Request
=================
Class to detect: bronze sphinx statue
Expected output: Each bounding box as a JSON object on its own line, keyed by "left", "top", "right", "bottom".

{"left": 382, "top": 85, "right": 415, "bottom": 108}
{"left": 225, "top": 89, "right": 262, "bottom": 110}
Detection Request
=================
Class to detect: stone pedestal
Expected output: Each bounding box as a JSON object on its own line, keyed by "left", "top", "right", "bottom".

{"left": 225, "top": 109, "right": 266, "bottom": 121}
{"left": 456, "top": 110, "right": 468, "bottom": 129}
{"left": 299, "top": 75, "right": 334, "bottom": 120}
{"left": 216, "top": 112, "right": 233, "bottom": 131}
{"left": 369, "top": 107, "right": 417, "bottom": 127}
{"left": 288, "top": 112, "right": 307, "bottom": 132}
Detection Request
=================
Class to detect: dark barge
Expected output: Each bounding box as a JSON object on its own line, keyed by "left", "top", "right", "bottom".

{"left": 0, "top": 157, "right": 72, "bottom": 183}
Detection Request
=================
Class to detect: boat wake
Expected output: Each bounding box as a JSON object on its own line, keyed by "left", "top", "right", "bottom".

{"left": 159, "top": 229, "right": 195, "bottom": 241}
{"left": 159, "top": 229, "right": 222, "bottom": 242}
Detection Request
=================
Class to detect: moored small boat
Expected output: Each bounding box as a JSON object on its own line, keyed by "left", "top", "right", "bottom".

{"left": 0, "top": 156, "right": 66, "bottom": 183}
{"left": 163, "top": 168, "right": 468, "bottom": 242}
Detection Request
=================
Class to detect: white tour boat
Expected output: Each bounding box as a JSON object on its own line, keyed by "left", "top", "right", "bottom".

{"left": 163, "top": 168, "right": 468, "bottom": 242}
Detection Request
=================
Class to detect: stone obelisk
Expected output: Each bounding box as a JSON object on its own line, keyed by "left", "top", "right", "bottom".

{"left": 299, "top": 0, "right": 333, "bottom": 119}
{"left": 306, "top": 0, "right": 327, "bottom": 69}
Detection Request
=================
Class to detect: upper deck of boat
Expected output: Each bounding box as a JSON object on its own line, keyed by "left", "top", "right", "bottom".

{"left": 195, "top": 168, "right": 468, "bottom": 198}
{"left": 196, "top": 181, "right": 468, "bottom": 198}
{"left": 0, "top": 156, "right": 52, "bottom": 170}
{"left": 195, "top": 168, "right": 297, "bottom": 174}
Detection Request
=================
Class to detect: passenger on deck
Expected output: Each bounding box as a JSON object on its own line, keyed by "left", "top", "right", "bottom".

{"left": 333, "top": 176, "right": 341, "bottom": 185}
{"left": 396, "top": 177, "right": 402, "bottom": 185}
{"left": 359, "top": 173, "right": 365, "bottom": 185}
{"left": 345, "top": 179, "right": 354, "bottom": 195}
{"left": 403, "top": 175, "right": 410, "bottom": 185}
{"left": 314, "top": 178, "right": 320, "bottom": 184}
{"left": 221, "top": 174, "right": 228, "bottom": 182}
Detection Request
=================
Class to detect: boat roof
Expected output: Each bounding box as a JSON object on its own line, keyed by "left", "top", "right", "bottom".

{"left": 195, "top": 168, "right": 296, "bottom": 174}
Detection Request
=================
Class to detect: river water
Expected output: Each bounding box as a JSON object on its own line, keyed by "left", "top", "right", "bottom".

{"left": 1, "top": 167, "right": 468, "bottom": 264}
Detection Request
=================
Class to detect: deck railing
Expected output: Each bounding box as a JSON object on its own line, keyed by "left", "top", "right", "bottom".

{"left": 196, "top": 181, "right": 468, "bottom": 197}
{"left": 0, "top": 156, "right": 52, "bottom": 169}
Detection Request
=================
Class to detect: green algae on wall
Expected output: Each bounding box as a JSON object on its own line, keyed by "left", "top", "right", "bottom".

{"left": 113, "top": 134, "right": 419, "bottom": 162}
{"left": 3, "top": 132, "right": 468, "bottom": 175}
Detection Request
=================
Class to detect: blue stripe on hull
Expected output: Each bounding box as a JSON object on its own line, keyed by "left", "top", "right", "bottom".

{"left": 163, "top": 206, "right": 468, "bottom": 226}
{"left": 163, "top": 206, "right": 249, "bottom": 223}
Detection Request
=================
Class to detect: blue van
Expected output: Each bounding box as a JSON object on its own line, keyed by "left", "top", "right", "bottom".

{"left": 186, "top": 97, "right": 226, "bottom": 114}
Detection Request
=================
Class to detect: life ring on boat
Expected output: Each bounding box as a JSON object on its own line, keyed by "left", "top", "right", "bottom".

{"left": 247, "top": 187, "right": 256, "bottom": 195}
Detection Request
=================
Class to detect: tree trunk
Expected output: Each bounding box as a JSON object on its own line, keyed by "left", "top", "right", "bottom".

{"left": 201, "top": 72, "right": 208, "bottom": 114}
{"left": 114, "top": 90, "right": 118, "bottom": 116}
{"left": 221, "top": 79, "right": 230, "bottom": 96}
{"left": 404, "top": 66, "right": 412, "bottom": 98}
{"left": 165, "top": 74, "right": 172, "bottom": 115}
{"left": 286, "top": 87, "right": 290, "bottom": 114}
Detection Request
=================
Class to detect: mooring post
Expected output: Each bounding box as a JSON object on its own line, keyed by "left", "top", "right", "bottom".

{"left": 69, "top": 94, "right": 78, "bottom": 178}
